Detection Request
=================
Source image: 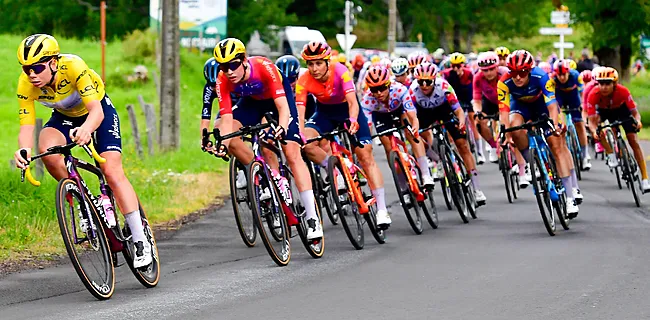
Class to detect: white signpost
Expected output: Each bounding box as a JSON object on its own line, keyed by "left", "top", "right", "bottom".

{"left": 539, "top": 11, "right": 573, "bottom": 59}
{"left": 336, "top": 34, "right": 357, "bottom": 53}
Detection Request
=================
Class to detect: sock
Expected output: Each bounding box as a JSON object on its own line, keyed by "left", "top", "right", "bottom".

{"left": 518, "top": 162, "right": 526, "bottom": 177}
{"left": 486, "top": 138, "right": 498, "bottom": 149}
{"left": 570, "top": 169, "right": 579, "bottom": 191}
{"left": 470, "top": 169, "right": 480, "bottom": 190}
{"left": 417, "top": 156, "right": 431, "bottom": 178}
{"left": 580, "top": 145, "right": 587, "bottom": 159}
{"left": 426, "top": 146, "right": 440, "bottom": 162}
{"left": 125, "top": 210, "right": 146, "bottom": 243}
{"left": 372, "top": 188, "right": 387, "bottom": 211}
{"left": 300, "top": 190, "right": 318, "bottom": 221}
{"left": 561, "top": 177, "right": 574, "bottom": 198}
{"left": 519, "top": 148, "right": 530, "bottom": 163}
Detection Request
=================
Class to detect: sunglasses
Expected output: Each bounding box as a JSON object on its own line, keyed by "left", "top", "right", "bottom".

{"left": 369, "top": 84, "right": 389, "bottom": 93}
{"left": 511, "top": 69, "right": 530, "bottom": 78}
{"left": 218, "top": 60, "right": 243, "bottom": 72}
{"left": 22, "top": 63, "right": 48, "bottom": 75}
{"left": 597, "top": 80, "right": 613, "bottom": 85}
{"left": 418, "top": 79, "right": 434, "bottom": 87}
{"left": 452, "top": 64, "right": 463, "bottom": 69}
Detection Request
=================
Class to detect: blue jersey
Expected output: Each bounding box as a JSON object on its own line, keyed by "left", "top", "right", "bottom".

{"left": 552, "top": 69, "right": 583, "bottom": 108}
{"left": 497, "top": 66, "right": 557, "bottom": 111}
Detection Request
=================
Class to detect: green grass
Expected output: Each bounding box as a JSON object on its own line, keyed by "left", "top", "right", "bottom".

{"left": 0, "top": 34, "right": 229, "bottom": 261}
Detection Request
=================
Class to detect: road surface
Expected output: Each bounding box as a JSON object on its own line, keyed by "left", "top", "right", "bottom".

{"left": 2, "top": 145, "right": 650, "bottom": 320}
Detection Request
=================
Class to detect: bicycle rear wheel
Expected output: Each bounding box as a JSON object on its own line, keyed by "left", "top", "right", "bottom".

{"left": 457, "top": 154, "right": 478, "bottom": 219}
{"left": 605, "top": 129, "right": 623, "bottom": 189}
{"left": 437, "top": 144, "right": 453, "bottom": 210}
{"left": 499, "top": 147, "right": 513, "bottom": 203}
{"left": 529, "top": 150, "right": 556, "bottom": 236}
{"left": 568, "top": 129, "right": 582, "bottom": 180}
{"left": 328, "top": 156, "right": 364, "bottom": 250}
{"left": 229, "top": 158, "right": 257, "bottom": 247}
{"left": 248, "top": 161, "right": 291, "bottom": 266}
{"left": 389, "top": 151, "right": 423, "bottom": 235}
{"left": 286, "top": 167, "right": 325, "bottom": 259}
{"left": 56, "top": 179, "right": 114, "bottom": 300}
{"left": 121, "top": 201, "right": 161, "bottom": 288}
{"left": 547, "top": 154, "right": 570, "bottom": 230}
{"left": 357, "top": 169, "right": 386, "bottom": 244}
{"left": 308, "top": 160, "right": 338, "bottom": 225}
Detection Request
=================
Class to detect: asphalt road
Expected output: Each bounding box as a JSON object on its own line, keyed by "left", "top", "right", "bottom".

{"left": 2, "top": 144, "right": 650, "bottom": 320}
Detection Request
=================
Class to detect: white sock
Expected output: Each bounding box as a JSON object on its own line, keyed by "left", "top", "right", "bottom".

{"left": 300, "top": 190, "right": 319, "bottom": 221}
{"left": 372, "top": 188, "right": 387, "bottom": 211}
{"left": 417, "top": 156, "right": 431, "bottom": 178}
{"left": 125, "top": 210, "right": 146, "bottom": 243}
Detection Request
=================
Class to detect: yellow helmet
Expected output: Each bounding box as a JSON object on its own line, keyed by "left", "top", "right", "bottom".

{"left": 213, "top": 38, "right": 246, "bottom": 63}
{"left": 495, "top": 46, "right": 510, "bottom": 57}
{"left": 370, "top": 55, "right": 381, "bottom": 64}
{"left": 449, "top": 52, "right": 466, "bottom": 65}
{"left": 338, "top": 54, "right": 347, "bottom": 63}
{"left": 17, "top": 34, "right": 60, "bottom": 66}
{"left": 567, "top": 59, "right": 577, "bottom": 70}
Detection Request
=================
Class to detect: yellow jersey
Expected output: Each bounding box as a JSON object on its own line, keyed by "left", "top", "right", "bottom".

{"left": 17, "top": 54, "right": 105, "bottom": 125}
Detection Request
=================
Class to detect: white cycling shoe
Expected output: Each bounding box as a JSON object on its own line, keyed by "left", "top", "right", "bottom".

{"left": 235, "top": 171, "right": 247, "bottom": 189}
{"left": 306, "top": 218, "right": 323, "bottom": 239}
{"left": 376, "top": 209, "right": 392, "bottom": 227}
{"left": 133, "top": 241, "right": 152, "bottom": 269}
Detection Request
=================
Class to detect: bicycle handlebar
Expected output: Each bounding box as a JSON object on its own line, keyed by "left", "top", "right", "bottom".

{"left": 371, "top": 118, "right": 420, "bottom": 144}
{"left": 596, "top": 116, "right": 637, "bottom": 132}
{"left": 20, "top": 140, "right": 106, "bottom": 187}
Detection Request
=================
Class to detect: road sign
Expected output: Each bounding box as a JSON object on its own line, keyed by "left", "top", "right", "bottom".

{"left": 554, "top": 42, "right": 574, "bottom": 49}
{"left": 551, "top": 11, "right": 570, "bottom": 25}
{"left": 539, "top": 27, "right": 573, "bottom": 35}
{"left": 336, "top": 33, "right": 357, "bottom": 51}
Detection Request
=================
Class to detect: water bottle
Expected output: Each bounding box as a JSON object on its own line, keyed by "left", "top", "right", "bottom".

{"left": 99, "top": 194, "right": 116, "bottom": 228}
{"left": 343, "top": 157, "right": 356, "bottom": 175}
{"left": 272, "top": 171, "right": 292, "bottom": 205}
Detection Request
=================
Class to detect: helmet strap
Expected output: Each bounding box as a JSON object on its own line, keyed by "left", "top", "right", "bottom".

{"left": 46, "top": 58, "right": 58, "bottom": 87}
{"left": 238, "top": 60, "right": 249, "bottom": 83}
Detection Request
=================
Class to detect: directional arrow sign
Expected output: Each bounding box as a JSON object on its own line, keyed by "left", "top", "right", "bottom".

{"left": 336, "top": 34, "right": 357, "bottom": 51}
{"left": 551, "top": 11, "right": 571, "bottom": 25}
{"left": 539, "top": 27, "right": 573, "bottom": 35}
{"left": 554, "top": 42, "right": 575, "bottom": 49}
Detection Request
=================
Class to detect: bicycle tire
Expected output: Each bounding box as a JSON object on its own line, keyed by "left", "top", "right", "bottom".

{"left": 229, "top": 158, "right": 257, "bottom": 247}
{"left": 499, "top": 147, "right": 513, "bottom": 203}
{"left": 248, "top": 161, "right": 291, "bottom": 266}
{"left": 547, "top": 153, "right": 570, "bottom": 230}
{"left": 529, "top": 150, "right": 556, "bottom": 236}
{"left": 328, "top": 156, "right": 364, "bottom": 250}
{"left": 121, "top": 201, "right": 161, "bottom": 288}
{"left": 415, "top": 164, "right": 438, "bottom": 229}
{"left": 286, "top": 167, "right": 325, "bottom": 259}
{"left": 605, "top": 129, "right": 623, "bottom": 189}
{"left": 569, "top": 129, "right": 582, "bottom": 180}
{"left": 437, "top": 144, "right": 453, "bottom": 210}
{"left": 620, "top": 142, "right": 641, "bottom": 207}
{"left": 357, "top": 168, "right": 386, "bottom": 244}
{"left": 457, "top": 153, "right": 478, "bottom": 219}
{"left": 441, "top": 145, "right": 469, "bottom": 223}
{"left": 56, "top": 178, "right": 115, "bottom": 300}
{"left": 311, "top": 161, "right": 339, "bottom": 225}
{"left": 389, "top": 151, "right": 423, "bottom": 234}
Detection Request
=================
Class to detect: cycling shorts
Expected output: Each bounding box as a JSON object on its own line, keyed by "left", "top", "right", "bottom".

{"left": 598, "top": 106, "right": 637, "bottom": 134}
{"left": 417, "top": 103, "right": 466, "bottom": 141}
{"left": 372, "top": 109, "right": 403, "bottom": 134}
{"left": 306, "top": 101, "right": 372, "bottom": 145}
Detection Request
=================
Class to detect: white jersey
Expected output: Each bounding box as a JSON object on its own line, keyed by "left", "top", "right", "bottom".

{"left": 408, "top": 78, "right": 460, "bottom": 110}
{"left": 361, "top": 82, "right": 415, "bottom": 123}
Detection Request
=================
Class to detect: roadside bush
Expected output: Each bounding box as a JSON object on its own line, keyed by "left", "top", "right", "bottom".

{"left": 122, "top": 29, "right": 157, "bottom": 63}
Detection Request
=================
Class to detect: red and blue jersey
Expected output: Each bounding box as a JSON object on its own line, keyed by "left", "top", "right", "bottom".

{"left": 497, "top": 66, "right": 557, "bottom": 112}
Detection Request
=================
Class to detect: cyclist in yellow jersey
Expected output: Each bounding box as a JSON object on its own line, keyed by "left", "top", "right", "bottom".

{"left": 13, "top": 34, "right": 152, "bottom": 268}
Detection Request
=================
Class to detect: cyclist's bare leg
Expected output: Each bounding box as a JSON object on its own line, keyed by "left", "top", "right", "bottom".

{"left": 575, "top": 121, "right": 589, "bottom": 157}
{"left": 303, "top": 127, "right": 329, "bottom": 167}
{"left": 217, "top": 119, "right": 254, "bottom": 164}
{"left": 355, "top": 143, "right": 389, "bottom": 214}
{"left": 283, "top": 141, "right": 313, "bottom": 191}
{"left": 626, "top": 132, "right": 648, "bottom": 180}
{"left": 99, "top": 151, "right": 139, "bottom": 214}
{"left": 38, "top": 128, "right": 68, "bottom": 180}
{"left": 467, "top": 111, "right": 483, "bottom": 155}
{"left": 379, "top": 135, "right": 393, "bottom": 158}
{"left": 456, "top": 138, "right": 476, "bottom": 171}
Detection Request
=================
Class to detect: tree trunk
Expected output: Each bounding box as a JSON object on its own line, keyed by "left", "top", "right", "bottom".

{"left": 436, "top": 15, "right": 449, "bottom": 52}
{"left": 452, "top": 22, "right": 461, "bottom": 52}
{"left": 594, "top": 46, "right": 619, "bottom": 69}
{"left": 465, "top": 23, "right": 476, "bottom": 53}
{"left": 619, "top": 40, "right": 632, "bottom": 82}
{"left": 159, "top": 0, "right": 181, "bottom": 150}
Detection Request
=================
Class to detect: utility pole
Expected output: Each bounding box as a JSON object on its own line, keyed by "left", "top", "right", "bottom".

{"left": 160, "top": 0, "right": 181, "bottom": 150}
{"left": 344, "top": 1, "right": 351, "bottom": 59}
{"left": 387, "top": 0, "right": 396, "bottom": 56}
{"left": 100, "top": 1, "right": 106, "bottom": 81}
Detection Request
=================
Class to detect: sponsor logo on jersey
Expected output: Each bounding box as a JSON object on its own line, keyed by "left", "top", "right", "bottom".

{"left": 57, "top": 79, "right": 71, "bottom": 94}
{"left": 545, "top": 79, "right": 555, "bottom": 92}
{"left": 80, "top": 81, "right": 99, "bottom": 97}
{"left": 17, "top": 94, "right": 28, "bottom": 100}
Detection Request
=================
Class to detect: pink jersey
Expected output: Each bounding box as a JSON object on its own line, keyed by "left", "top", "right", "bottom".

{"left": 295, "top": 62, "right": 356, "bottom": 106}
{"left": 582, "top": 80, "right": 597, "bottom": 104}
{"left": 472, "top": 66, "right": 509, "bottom": 104}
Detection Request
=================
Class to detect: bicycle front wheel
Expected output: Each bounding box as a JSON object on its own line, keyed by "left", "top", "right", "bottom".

{"left": 568, "top": 129, "right": 582, "bottom": 180}
{"left": 389, "top": 151, "right": 423, "bottom": 235}
{"left": 248, "top": 161, "right": 291, "bottom": 266}
{"left": 230, "top": 158, "right": 257, "bottom": 247}
{"left": 441, "top": 146, "right": 469, "bottom": 223}
{"left": 328, "top": 156, "right": 364, "bottom": 249}
{"left": 620, "top": 143, "right": 641, "bottom": 207}
{"left": 499, "top": 147, "right": 513, "bottom": 203}
{"left": 56, "top": 178, "right": 114, "bottom": 300}
{"left": 121, "top": 200, "right": 161, "bottom": 288}
{"left": 529, "top": 150, "right": 556, "bottom": 236}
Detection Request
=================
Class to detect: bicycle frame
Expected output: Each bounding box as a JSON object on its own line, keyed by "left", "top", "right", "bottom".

{"left": 376, "top": 126, "right": 425, "bottom": 202}
{"left": 562, "top": 107, "right": 583, "bottom": 158}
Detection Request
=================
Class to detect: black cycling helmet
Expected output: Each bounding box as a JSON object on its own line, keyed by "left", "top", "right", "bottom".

{"left": 275, "top": 55, "right": 301, "bottom": 81}
{"left": 203, "top": 57, "right": 219, "bottom": 84}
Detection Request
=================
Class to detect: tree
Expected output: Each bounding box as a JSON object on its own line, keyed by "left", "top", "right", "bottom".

{"left": 567, "top": 0, "right": 650, "bottom": 80}
{"left": 228, "top": 0, "right": 298, "bottom": 41}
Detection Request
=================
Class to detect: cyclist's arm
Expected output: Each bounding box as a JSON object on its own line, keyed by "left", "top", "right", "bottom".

{"left": 401, "top": 87, "right": 419, "bottom": 132}
{"left": 80, "top": 100, "right": 104, "bottom": 133}
{"left": 201, "top": 83, "right": 218, "bottom": 131}
{"left": 73, "top": 60, "right": 107, "bottom": 134}
{"left": 622, "top": 87, "right": 641, "bottom": 126}
{"left": 471, "top": 73, "right": 483, "bottom": 113}
{"left": 215, "top": 76, "right": 235, "bottom": 145}
{"left": 295, "top": 77, "right": 309, "bottom": 132}
{"left": 497, "top": 79, "right": 511, "bottom": 128}
{"left": 341, "top": 68, "right": 359, "bottom": 120}
{"left": 541, "top": 76, "right": 560, "bottom": 128}
{"left": 262, "top": 65, "right": 290, "bottom": 130}
{"left": 585, "top": 91, "right": 600, "bottom": 136}
{"left": 17, "top": 88, "right": 36, "bottom": 149}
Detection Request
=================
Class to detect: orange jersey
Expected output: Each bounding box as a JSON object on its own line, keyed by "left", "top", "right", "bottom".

{"left": 295, "top": 63, "right": 356, "bottom": 107}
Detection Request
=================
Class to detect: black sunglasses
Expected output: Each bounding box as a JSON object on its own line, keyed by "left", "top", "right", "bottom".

{"left": 369, "top": 84, "right": 389, "bottom": 93}
{"left": 22, "top": 63, "right": 48, "bottom": 75}
{"left": 418, "top": 79, "right": 434, "bottom": 87}
{"left": 218, "top": 60, "right": 244, "bottom": 72}
{"left": 452, "top": 63, "right": 463, "bottom": 69}
{"left": 597, "top": 80, "right": 613, "bottom": 85}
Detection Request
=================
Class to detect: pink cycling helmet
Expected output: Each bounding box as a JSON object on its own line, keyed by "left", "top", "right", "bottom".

{"left": 538, "top": 61, "right": 552, "bottom": 74}
{"left": 477, "top": 51, "right": 499, "bottom": 70}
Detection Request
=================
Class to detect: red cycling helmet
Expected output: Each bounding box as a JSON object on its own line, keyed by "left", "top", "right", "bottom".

{"left": 365, "top": 65, "right": 391, "bottom": 87}
{"left": 580, "top": 70, "right": 593, "bottom": 83}
{"left": 506, "top": 50, "right": 534, "bottom": 72}
{"left": 553, "top": 59, "right": 571, "bottom": 75}
{"left": 301, "top": 41, "right": 332, "bottom": 61}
